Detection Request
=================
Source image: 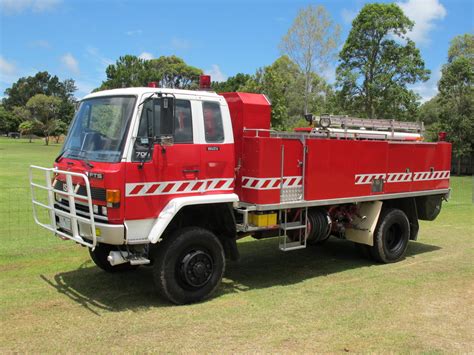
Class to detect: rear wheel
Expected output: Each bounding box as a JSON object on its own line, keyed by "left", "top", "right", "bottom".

{"left": 370, "top": 208, "right": 410, "bottom": 263}
{"left": 152, "top": 227, "right": 225, "bottom": 305}
{"left": 89, "top": 243, "right": 138, "bottom": 273}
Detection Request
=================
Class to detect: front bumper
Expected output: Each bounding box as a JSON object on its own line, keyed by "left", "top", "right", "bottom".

{"left": 75, "top": 219, "right": 125, "bottom": 245}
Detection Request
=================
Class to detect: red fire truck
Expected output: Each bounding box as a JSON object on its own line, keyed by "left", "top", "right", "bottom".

{"left": 30, "top": 76, "right": 451, "bottom": 304}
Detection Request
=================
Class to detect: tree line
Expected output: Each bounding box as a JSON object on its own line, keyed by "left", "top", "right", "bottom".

{"left": 0, "top": 3, "right": 472, "bottom": 169}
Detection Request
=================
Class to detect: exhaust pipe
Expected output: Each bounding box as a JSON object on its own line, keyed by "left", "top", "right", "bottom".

{"left": 107, "top": 251, "right": 129, "bottom": 266}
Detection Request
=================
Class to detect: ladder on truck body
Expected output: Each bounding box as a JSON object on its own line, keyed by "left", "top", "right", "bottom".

{"left": 278, "top": 142, "right": 308, "bottom": 251}
{"left": 309, "top": 115, "right": 424, "bottom": 141}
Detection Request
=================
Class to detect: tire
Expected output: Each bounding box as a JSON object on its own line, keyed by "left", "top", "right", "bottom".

{"left": 370, "top": 208, "right": 410, "bottom": 263}
{"left": 152, "top": 227, "right": 225, "bottom": 305}
{"left": 89, "top": 243, "right": 138, "bottom": 273}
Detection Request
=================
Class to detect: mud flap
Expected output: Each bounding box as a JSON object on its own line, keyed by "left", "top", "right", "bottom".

{"left": 345, "top": 201, "right": 383, "bottom": 246}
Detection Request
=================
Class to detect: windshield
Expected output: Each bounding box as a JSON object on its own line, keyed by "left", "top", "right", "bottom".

{"left": 61, "top": 96, "right": 136, "bottom": 163}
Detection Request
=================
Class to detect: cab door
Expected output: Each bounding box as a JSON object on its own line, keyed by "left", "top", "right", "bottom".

{"left": 124, "top": 96, "right": 201, "bottom": 222}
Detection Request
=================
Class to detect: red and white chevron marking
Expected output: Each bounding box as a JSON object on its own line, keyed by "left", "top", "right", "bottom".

{"left": 241, "top": 176, "right": 303, "bottom": 190}
{"left": 413, "top": 170, "right": 450, "bottom": 181}
{"left": 355, "top": 170, "right": 450, "bottom": 185}
{"left": 126, "top": 178, "right": 234, "bottom": 197}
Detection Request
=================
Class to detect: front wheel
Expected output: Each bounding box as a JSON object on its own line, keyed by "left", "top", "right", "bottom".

{"left": 370, "top": 208, "right": 410, "bottom": 263}
{"left": 152, "top": 227, "right": 225, "bottom": 305}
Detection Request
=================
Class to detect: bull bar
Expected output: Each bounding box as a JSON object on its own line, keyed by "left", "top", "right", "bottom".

{"left": 29, "top": 165, "right": 97, "bottom": 249}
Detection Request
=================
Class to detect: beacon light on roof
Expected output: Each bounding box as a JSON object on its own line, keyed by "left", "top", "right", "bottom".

{"left": 199, "top": 75, "right": 211, "bottom": 90}
{"left": 148, "top": 82, "right": 158, "bottom": 88}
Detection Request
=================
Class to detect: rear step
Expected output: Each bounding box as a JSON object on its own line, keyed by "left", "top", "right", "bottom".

{"left": 279, "top": 208, "right": 308, "bottom": 252}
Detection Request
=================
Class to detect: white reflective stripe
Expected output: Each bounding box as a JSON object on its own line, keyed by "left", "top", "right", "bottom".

{"left": 355, "top": 173, "right": 387, "bottom": 185}
{"left": 241, "top": 176, "right": 302, "bottom": 190}
{"left": 126, "top": 178, "right": 234, "bottom": 197}
{"left": 355, "top": 170, "right": 450, "bottom": 185}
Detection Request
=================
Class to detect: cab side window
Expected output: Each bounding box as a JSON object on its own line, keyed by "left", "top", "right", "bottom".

{"left": 174, "top": 100, "right": 193, "bottom": 143}
{"left": 203, "top": 101, "right": 224, "bottom": 143}
{"left": 136, "top": 99, "right": 192, "bottom": 143}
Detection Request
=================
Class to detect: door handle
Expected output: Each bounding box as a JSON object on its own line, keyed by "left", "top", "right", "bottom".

{"left": 183, "top": 169, "right": 200, "bottom": 173}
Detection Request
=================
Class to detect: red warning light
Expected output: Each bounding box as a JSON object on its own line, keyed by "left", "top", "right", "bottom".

{"left": 438, "top": 131, "right": 447, "bottom": 141}
{"left": 199, "top": 75, "right": 211, "bottom": 90}
{"left": 148, "top": 82, "right": 158, "bottom": 88}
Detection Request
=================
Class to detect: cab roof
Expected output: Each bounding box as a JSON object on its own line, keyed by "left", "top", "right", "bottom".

{"left": 82, "top": 87, "right": 223, "bottom": 101}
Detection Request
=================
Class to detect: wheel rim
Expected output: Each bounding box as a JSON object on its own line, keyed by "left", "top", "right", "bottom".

{"left": 385, "top": 223, "right": 403, "bottom": 253}
{"left": 180, "top": 250, "right": 214, "bottom": 288}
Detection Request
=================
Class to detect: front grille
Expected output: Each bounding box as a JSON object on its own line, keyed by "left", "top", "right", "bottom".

{"left": 55, "top": 201, "right": 109, "bottom": 223}
{"left": 54, "top": 180, "right": 106, "bottom": 201}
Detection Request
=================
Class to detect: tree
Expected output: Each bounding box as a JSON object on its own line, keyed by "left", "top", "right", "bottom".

{"left": 280, "top": 5, "right": 340, "bottom": 114}
{"left": 19, "top": 121, "right": 37, "bottom": 143}
{"left": 437, "top": 34, "right": 473, "bottom": 174}
{"left": 53, "top": 120, "right": 68, "bottom": 144}
{"left": 211, "top": 73, "right": 254, "bottom": 92}
{"left": 2, "top": 71, "right": 77, "bottom": 124}
{"left": 336, "top": 3, "right": 430, "bottom": 119}
{"left": 26, "top": 94, "right": 62, "bottom": 145}
{"left": 0, "top": 105, "right": 22, "bottom": 134}
{"left": 98, "top": 55, "right": 203, "bottom": 90}
{"left": 238, "top": 56, "right": 335, "bottom": 129}
{"left": 148, "top": 56, "right": 202, "bottom": 89}
{"left": 99, "top": 55, "right": 148, "bottom": 90}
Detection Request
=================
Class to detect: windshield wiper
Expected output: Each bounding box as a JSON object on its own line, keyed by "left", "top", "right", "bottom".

{"left": 56, "top": 147, "right": 94, "bottom": 169}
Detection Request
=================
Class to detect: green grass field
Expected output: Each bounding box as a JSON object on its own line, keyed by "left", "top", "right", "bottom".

{"left": 0, "top": 137, "right": 473, "bottom": 353}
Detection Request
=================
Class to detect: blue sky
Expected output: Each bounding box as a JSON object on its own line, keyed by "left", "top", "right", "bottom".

{"left": 0, "top": 0, "right": 472, "bottom": 102}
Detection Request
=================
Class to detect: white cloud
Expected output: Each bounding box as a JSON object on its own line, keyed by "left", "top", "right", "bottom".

{"left": 397, "top": 0, "right": 447, "bottom": 44}
{"left": 341, "top": 8, "right": 358, "bottom": 25}
{"left": 410, "top": 66, "right": 441, "bottom": 103}
{"left": 138, "top": 52, "right": 154, "bottom": 60}
{"left": 126, "top": 29, "right": 143, "bottom": 36}
{"left": 0, "top": 0, "right": 61, "bottom": 14}
{"left": 205, "top": 64, "right": 227, "bottom": 82}
{"left": 60, "top": 53, "right": 79, "bottom": 74}
{"left": 0, "top": 56, "right": 17, "bottom": 78}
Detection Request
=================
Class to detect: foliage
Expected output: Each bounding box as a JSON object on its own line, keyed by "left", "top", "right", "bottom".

{"left": 26, "top": 94, "right": 62, "bottom": 145}
{"left": 98, "top": 55, "right": 202, "bottom": 90}
{"left": 234, "top": 56, "right": 335, "bottom": 130}
{"left": 336, "top": 3, "right": 429, "bottom": 120}
{"left": 418, "top": 97, "right": 441, "bottom": 126}
{"left": 436, "top": 34, "right": 474, "bottom": 172}
{"left": 2, "top": 71, "right": 76, "bottom": 125}
{"left": 148, "top": 56, "right": 202, "bottom": 89}
{"left": 211, "top": 73, "right": 254, "bottom": 92}
{"left": 0, "top": 105, "right": 22, "bottom": 133}
{"left": 53, "top": 120, "right": 68, "bottom": 143}
{"left": 19, "top": 120, "right": 37, "bottom": 143}
{"left": 280, "top": 5, "right": 340, "bottom": 114}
